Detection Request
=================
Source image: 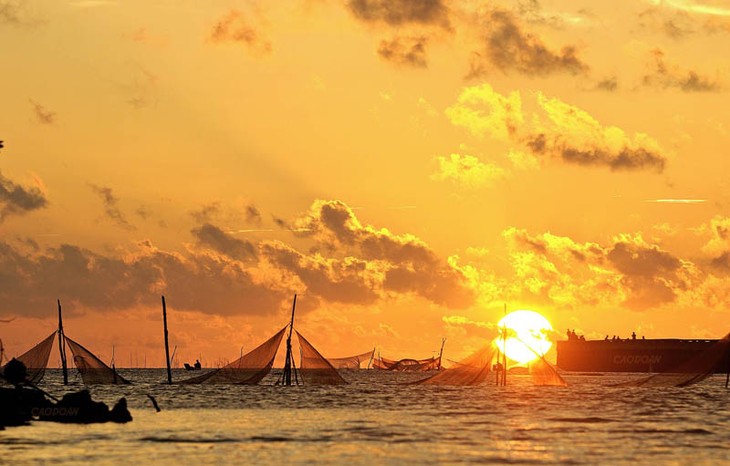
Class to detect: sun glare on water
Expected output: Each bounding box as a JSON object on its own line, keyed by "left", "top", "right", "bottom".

{"left": 494, "top": 310, "right": 553, "bottom": 364}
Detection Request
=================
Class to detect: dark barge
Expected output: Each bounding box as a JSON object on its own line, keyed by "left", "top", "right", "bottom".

{"left": 556, "top": 338, "right": 730, "bottom": 373}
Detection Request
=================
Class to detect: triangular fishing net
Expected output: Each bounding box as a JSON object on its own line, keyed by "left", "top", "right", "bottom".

{"left": 414, "top": 345, "right": 495, "bottom": 385}
{"left": 327, "top": 349, "right": 375, "bottom": 369}
{"left": 620, "top": 332, "right": 730, "bottom": 387}
{"left": 3, "top": 331, "right": 56, "bottom": 384}
{"left": 529, "top": 356, "right": 568, "bottom": 386}
{"left": 180, "top": 326, "right": 287, "bottom": 384}
{"left": 296, "top": 331, "right": 347, "bottom": 385}
{"left": 64, "top": 335, "right": 130, "bottom": 385}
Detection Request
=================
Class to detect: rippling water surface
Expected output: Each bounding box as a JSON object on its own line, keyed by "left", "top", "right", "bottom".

{"left": 4, "top": 369, "right": 730, "bottom": 465}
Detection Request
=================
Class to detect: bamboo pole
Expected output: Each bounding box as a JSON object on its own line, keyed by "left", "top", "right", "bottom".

{"left": 438, "top": 338, "right": 446, "bottom": 370}
{"left": 282, "top": 294, "right": 297, "bottom": 386}
{"left": 57, "top": 299, "right": 68, "bottom": 385}
{"left": 162, "top": 295, "right": 172, "bottom": 384}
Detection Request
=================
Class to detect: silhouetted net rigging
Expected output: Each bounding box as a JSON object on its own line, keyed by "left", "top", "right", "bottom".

{"left": 180, "top": 326, "right": 287, "bottom": 384}
{"left": 296, "top": 331, "right": 347, "bottom": 385}
{"left": 327, "top": 349, "right": 375, "bottom": 369}
{"left": 618, "top": 332, "right": 730, "bottom": 387}
{"left": 529, "top": 356, "right": 568, "bottom": 386}
{"left": 64, "top": 336, "right": 130, "bottom": 385}
{"left": 2, "top": 331, "right": 56, "bottom": 384}
{"left": 373, "top": 355, "right": 441, "bottom": 371}
{"left": 414, "top": 345, "right": 495, "bottom": 385}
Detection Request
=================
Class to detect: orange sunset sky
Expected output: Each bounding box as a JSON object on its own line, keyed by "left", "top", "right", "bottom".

{"left": 1, "top": 0, "right": 730, "bottom": 367}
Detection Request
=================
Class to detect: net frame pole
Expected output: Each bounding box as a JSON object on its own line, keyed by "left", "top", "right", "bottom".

{"left": 57, "top": 299, "right": 68, "bottom": 385}
{"left": 438, "top": 338, "right": 446, "bottom": 370}
{"left": 282, "top": 294, "right": 297, "bottom": 386}
{"left": 162, "top": 295, "right": 172, "bottom": 384}
{"left": 501, "top": 304, "right": 507, "bottom": 386}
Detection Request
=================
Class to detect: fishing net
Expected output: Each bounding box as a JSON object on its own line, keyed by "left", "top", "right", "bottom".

{"left": 372, "top": 355, "right": 398, "bottom": 370}
{"left": 3, "top": 331, "right": 56, "bottom": 384}
{"left": 64, "top": 336, "right": 130, "bottom": 385}
{"left": 529, "top": 356, "right": 568, "bottom": 386}
{"left": 374, "top": 355, "right": 441, "bottom": 371}
{"left": 327, "top": 349, "right": 375, "bottom": 369}
{"left": 180, "top": 326, "right": 287, "bottom": 384}
{"left": 414, "top": 345, "right": 495, "bottom": 385}
{"left": 620, "top": 332, "right": 730, "bottom": 387}
{"left": 296, "top": 331, "right": 347, "bottom": 385}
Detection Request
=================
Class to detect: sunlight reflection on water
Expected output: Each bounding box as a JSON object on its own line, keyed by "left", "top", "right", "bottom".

{"left": 3, "top": 369, "right": 730, "bottom": 465}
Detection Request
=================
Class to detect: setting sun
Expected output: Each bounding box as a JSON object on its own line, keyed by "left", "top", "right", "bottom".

{"left": 494, "top": 310, "right": 553, "bottom": 364}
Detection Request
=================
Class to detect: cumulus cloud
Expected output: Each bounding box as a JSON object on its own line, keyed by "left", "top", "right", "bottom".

{"left": 292, "top": 200, "right": 475, "bottom": 308}
{"left": 501, "top": 228, "right": 701, "bottom": 311}
{"left": 261, "top": 241, "right": 380, "bottom": 305}
{"left": 0, "top": 199, "right": 474, "bottom": 318}
{"left": 431, "top": 153, "right": 507, "bottom": 188}
{"left": 89, "top": 184, "right": 133, "bottom": 230}
{"left": 377, "top": 35, "right": 429, "bottom": 68}
{"left": 642, "top": 48, "right": 723, "bottom": 91}
{"left": 446, "top": 83, "right": 667, "bottom": 172}
{"left": 467, "top": 8, "right": 588, "bottom": 79}
{"left": 209, "top": 9, "right": 272, "bottom": 54}
{"left": 0, "top": 241, "right": 287, "bottom": 318}
{"left": 192, "top": 223, "right": 258, "bottom": 262}
{"left": 346, "top": 0, "right": 451, "bottom": 28}
{"left": 0, "top": 170, "right": 48, "bottom": 221}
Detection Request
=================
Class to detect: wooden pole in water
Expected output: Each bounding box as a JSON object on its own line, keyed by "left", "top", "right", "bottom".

{"left": 57, "top": 299, "right": 68, "bottom": 385}
{"left": 502, "top": 304, "right": 507, "bottom": 387}
{"left": 162, "top": 295, "right": 172, "bottom": 385}
{"left": 282, "top": 294, "right": 297, "bottom": 386}
{"left": 438, "top": 338, "right": 446, "bottom": 370}
{"left": 725, "top": 346, "right": 730, "bottom": 388}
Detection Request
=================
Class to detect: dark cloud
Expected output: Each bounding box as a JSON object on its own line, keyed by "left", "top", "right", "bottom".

{"left": 347, "top": 0, "right": 450, "bottom": 28}
{"left": 293, "top": 200, "right": 475, "bottom": 308}
{"left": 642, "top": 48, "right": 723, "bottom": 92}
{"left": 638, "top": 8, "right": 695, "bottom": 39}
{"left": 595, "top": 76, "right": 618, "bottom": 92}
{"left": 607, "top": 240, "right": 688, "bottom": 310}
{"left": 272, "top": 215, "right": 290, "bottom": 230}
{"left": 245, "top": 204, "right": 262, "bottom": 224}
{"left": 191, "top": 223, "right": 257, "bottom": 262}
{"left": 89, "top": 184, "right": 133, "bottom": 230}
{"left": 246, "top": 204, "right": 261, "bottom": 224}
{"left": 0, "top": 241, "right": 287, "bottom": 318}
{"left": 710, "top": 252, "right": 730, "bottom": 272}
{"left": 0, "top": 170, "right": 47, "bottom": 221}
{"left": 262, "top": 241, "right": 379, "bottom": 305}
{"left": 447, "top": 84, "right": 667, "bottom": 173}
{"left": 191, "top": 202, "right": 221, "bottom": 224}
{"left": 377, "top": 35, "right": 428, "bottom": 68}
{"left": 468, "top": 9, "right": 588, "bottom": 78}
{"left": 0, "top": 0, "right": 31, "bottom": 26}
{"left": 209, "top": 9, "right": 272, "bottom": 53}
{"left": 29, "top": 100, "right": 56, "bottom": 125}
{"left": 548, "top": 143, "right": 666, "bottom": 172}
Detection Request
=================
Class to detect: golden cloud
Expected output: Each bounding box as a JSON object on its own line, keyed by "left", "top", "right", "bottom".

{"left": 447, "top": 83, "right": 667, "bottom": 172}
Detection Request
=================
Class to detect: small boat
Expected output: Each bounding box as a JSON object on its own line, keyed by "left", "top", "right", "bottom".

{"left": 183, "top": 360, "right": 202, "bottom": 371}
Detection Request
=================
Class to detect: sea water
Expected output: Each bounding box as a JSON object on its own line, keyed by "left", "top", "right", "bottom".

{"left": 3, "top": 369, "right": 730, "bottom": 465}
